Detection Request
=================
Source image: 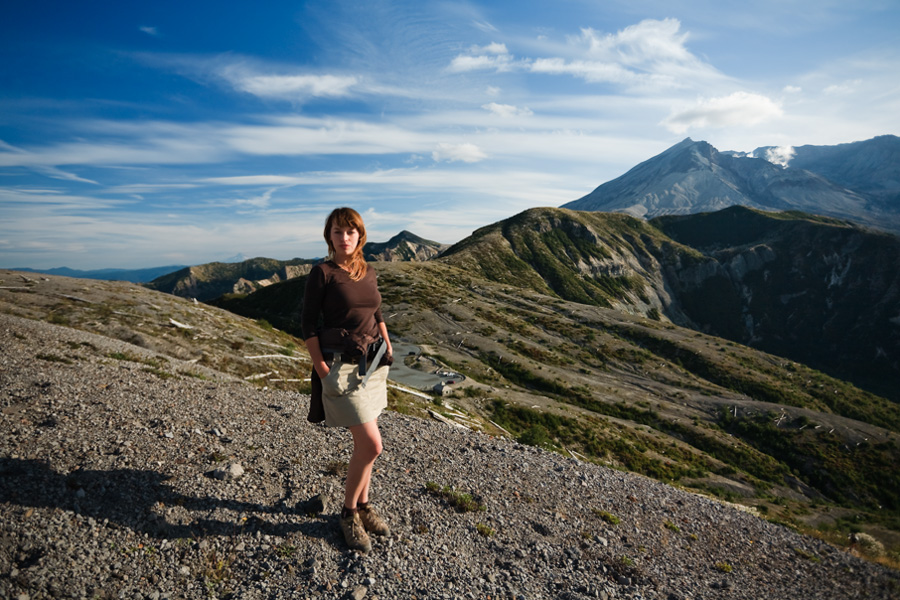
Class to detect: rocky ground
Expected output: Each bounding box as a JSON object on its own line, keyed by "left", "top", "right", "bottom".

{"left": 1, "top": 311, "right": 898, "bottom": 600}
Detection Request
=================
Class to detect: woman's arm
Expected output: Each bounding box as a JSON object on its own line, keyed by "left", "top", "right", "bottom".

{"left": 377, "top": 321, "right": 392, "bottom": 360}
{"left": 304, "top": 335, "right": 330, "bottom": 379}
{"left": 301, "top": 265, "right": 329, "bottom": 378}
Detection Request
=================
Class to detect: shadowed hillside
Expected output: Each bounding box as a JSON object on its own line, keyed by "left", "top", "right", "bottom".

{"left": 651, "top": 206, "right": 900, "bottom": 401}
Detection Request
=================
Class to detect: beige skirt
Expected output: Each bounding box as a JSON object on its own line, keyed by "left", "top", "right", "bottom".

{"left": 321, "top": 359, "right": 389, "bottom": 427}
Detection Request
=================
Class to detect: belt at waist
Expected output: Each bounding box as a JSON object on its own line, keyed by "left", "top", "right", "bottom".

{"left": 322, "top": 344, "right": 383, "bottom": 377}
{"left": 338, "top": 352, "right": 369, "bottom": 364}
{"left": 322, "top": 349, "right": 375, "bottom": 364}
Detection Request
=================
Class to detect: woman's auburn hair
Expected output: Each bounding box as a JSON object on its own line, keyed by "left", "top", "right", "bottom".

{"left": 324, "top": 207, "right": 368, "bottom": 281}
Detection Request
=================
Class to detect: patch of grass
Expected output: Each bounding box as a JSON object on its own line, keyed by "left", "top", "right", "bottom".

{"left": 201, "top": 549, "right": 234, "bottom": 589}
{"left": 793, "top": 547, "right": 820, "bottom": 562}
{"left": 142, "top": 366, "right": 174, "bottom": 379}
{"left": 476, "top": 523, "right": 495, "bottom": 537}
{"left": 714, "top": 562, "right": 733, "bottom": 573}
{"left": 36, "top": 353, "right": 73, "bottom": 364}
{"left": 592, "top": 509, "right": 621, "bottom": 525}
{"left": 325, "top": 461, "right": 348, "bottom": 476}
{"left": 179, "top": 370, "right": 210, "bottom": 380}
{"left": 664, "top": 520, "right": 680, "bottom": 533}
{"left": 47, "top": 312, "right": 70, "bottom": 326}
{"left": 425, "top": 481, "right": 486, "bottom": 513}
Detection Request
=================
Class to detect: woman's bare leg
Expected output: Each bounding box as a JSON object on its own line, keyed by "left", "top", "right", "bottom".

{"left": 344, "top": 419, "right": 382, "bottom": 509}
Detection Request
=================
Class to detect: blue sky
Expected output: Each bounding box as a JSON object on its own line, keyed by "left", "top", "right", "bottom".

{"left": 2, "top": 0, "right": 898, "bottom": 269}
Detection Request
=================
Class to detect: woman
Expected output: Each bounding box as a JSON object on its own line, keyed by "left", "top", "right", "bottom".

{"left": 301, "top": 207, "right": 393, "bottom": 554}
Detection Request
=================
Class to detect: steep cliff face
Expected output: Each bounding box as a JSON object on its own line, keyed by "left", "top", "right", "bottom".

{"left": 654, "top": 207, "right": 900, "bottom": 400}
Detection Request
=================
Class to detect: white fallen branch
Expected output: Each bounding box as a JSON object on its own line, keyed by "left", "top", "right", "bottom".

{"left": 244, "top": 372, "right": 274, "bottom": 381}
{"left": 387, "top": 383, "right": 432, "bottom": 400}
{"left": 488, "top": 420, "right": 512, "bottom": 436}
{"left": 428, "top": 409, "right": 469, "bottom": 430}
{"left": 169, "top": 318, "right": 194, "bottom": 330}
{"left": 58, "top": 293, "right": 95, "bottom": 304}
{"left": 244, "top": 354, "right": 308, "bottom": 362}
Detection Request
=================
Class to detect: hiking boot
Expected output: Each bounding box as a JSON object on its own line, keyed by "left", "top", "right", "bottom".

{"left": 340, "top": 510, "right": 371, "bottom": 554}
{"left": 358, "top": 504, "right": 390, "bottom": 536}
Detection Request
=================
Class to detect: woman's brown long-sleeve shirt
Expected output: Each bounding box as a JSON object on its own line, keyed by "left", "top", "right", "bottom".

{"left": 301, "top": 260, "right": 384, "bottom": 351}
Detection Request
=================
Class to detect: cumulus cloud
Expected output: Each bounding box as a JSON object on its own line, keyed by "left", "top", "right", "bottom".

{"left": 482, "top": 103, "right": 533, "bottom": 118}
{"left": 432, "top": 143, "right": 487, "bottom": 163}
{"left": 528, "top": 19, "right": 719, "bottom": 90}
{"left": 447, "top": 42, "right": 518, "bottom": 73}
{"left": 662, "top": 92, "right": 783, "bottom": 134}
{"left": 579, "top": 19, "right": 693, "bottom": 65}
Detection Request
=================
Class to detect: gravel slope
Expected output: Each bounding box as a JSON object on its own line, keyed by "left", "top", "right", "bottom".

{"left": 1, "top": 312, "right": 898, "bottom": 600}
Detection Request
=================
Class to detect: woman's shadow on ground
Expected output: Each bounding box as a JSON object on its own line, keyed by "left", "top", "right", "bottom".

{"left": 0, "top": 457, "right": 338, "bottom": 545}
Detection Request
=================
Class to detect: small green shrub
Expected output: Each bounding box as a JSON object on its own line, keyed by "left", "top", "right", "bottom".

{"left": 425, "top": 481, "right": 486, "bottom": 513}
{"left": 592, "top": 509, "right": 621, "bottom": 525}
{"left": 36, "top": 353, "right": 73, "bottom": 364}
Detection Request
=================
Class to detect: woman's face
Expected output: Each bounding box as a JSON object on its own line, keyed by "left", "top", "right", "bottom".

{"left": 330, "top": 224, "right": 360, "bottom": 260}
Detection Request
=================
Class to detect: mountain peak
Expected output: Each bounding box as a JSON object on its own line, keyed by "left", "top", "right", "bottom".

{"left": 562, "top": 135, "right": 900, "bottom": 233}
{"left": 364, "top": 230, "right": 449, "bottom": 262}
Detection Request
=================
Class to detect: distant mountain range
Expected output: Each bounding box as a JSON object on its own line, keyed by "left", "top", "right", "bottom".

{"left": 145, "top": 230, "right": 447, "bottom": 301}
{"left": 12, "top": 265, "right": 188, "bottom": 283}
{"left": 14, "top": 230, "right": 447, "bottom": 290}
{"left": 564, "top": 135, "right": 900, "bottom": 235}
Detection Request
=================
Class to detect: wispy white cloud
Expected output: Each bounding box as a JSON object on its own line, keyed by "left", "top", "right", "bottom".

{"left": 446, "top": 19, "right": 725, "bottom": 93}
{"left": 482, "top": 102, "right": 533, "bottom": 118}
{"left": 661, "top": 92, "right": 783, "bottom": 134}
{"left": 431, "top": 143, "right": 487, "bottom": 163}
{"left": 32, "top": 166, "right": 99, "bottom": 185}
{"left": 134, "top": 53, "right": 367, "bottom": 103}
{"left": 823, "top": 80, "right": 862, "bottom": 95}
{"left": 139, "top": 26, "right": 159, "bottom": 37}
{"left": 219, "top": 65, "right": 359, "bottom": 100}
